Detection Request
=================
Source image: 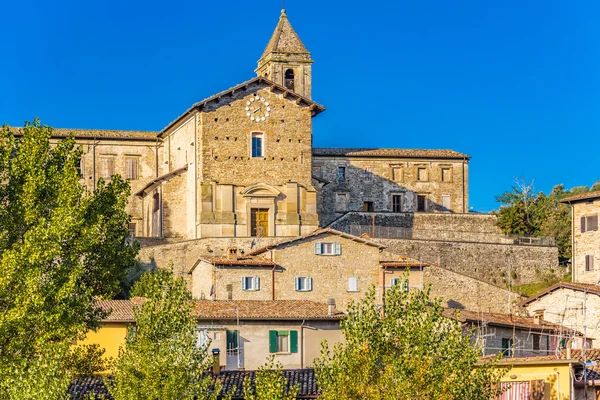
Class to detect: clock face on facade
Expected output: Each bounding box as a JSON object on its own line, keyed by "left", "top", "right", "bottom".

{"left": 245, "top": 95, "right": 271, "bottom": 123}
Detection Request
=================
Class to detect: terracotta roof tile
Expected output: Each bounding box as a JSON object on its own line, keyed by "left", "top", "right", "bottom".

{"left": 380, "top": 256, "right": 429, "bottom": 268}
{"left": 560, "top": 190, "right": 600, "bottom": 203}
{"left": 446, "top": 308, "right": 580, "bottom": 335}
{"left": 192, "top": 300, "right": 344, "bottom": 320}
{"left": 246, "top": 227, "right": 386, "bottom": 256}
{"left": 95, "top": 299, "right": 136, "bottom": 322}
{"left": 211, "top": 256, "right": 276, "bottom": 267}
{"left": 312, "top": 148, "right": 470, "bottom": 160}
{"left": 10, "top": 126, "right": 158, "bottom": 140}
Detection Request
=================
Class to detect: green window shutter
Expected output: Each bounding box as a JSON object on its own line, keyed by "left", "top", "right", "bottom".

{"left": 290, "top": 330, "right": 298, "bottom": 353}
{"left": 269, "top": 330, "right": 278, "bottom": 353}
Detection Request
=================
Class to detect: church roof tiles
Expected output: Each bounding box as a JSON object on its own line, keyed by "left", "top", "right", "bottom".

{"left": 312, "top": 148, "right": 470, "bottom": 160}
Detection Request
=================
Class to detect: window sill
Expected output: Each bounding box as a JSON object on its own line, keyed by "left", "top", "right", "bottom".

{"left": 274, "top": 352, "right": 292, "bottom": 355}
{"left": 242, "top": 289, "right": 260, "bottom": 292}
{"left": 347, "top": 290, "right": 360, "bottom": 293}
{"left": 295, "top": 290, "right": 312, "bottom": 292}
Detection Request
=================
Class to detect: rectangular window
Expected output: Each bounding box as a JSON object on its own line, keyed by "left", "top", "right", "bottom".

{"left": 314, "top": 242, "right": 341, "bottom": 256}
{"left": 417, "top": 167, "right": 428, "bottom": 182}
{"left": 581, "top": 215, "right": 599, "bottom": 233}
{"left": 363, "top": 201, "right": 374, "bottom": 212}
{"left": 335, "top": 193, "right": 349, "bottom": 212}
{"left": 251, "top": 133, "right": 263, "bottom": 158}
{"left": 586, "top": 255, "right": 594, "bottom": 272}
{"left": 364, "top": 167, "right": 372, "bottom": 182}
{"left": 337, "top": 167, "right": 346, "bottom": 181}
{"left": 241, "top": 276, "right": 260, "bottom": 291}
{"left": 128, "top": 223, "right": 136, "bottom": 238}
{"left": 313, "top": 165, "right": 322, "bottom": 178}
{"left": 441, "top": 167, "right": 452, "bottom": 182}
{"left": 392, "top": 194, "right": 403, "bottom": 213}
{"left": 390, "top": 278, "right": 409, "bottom": 292}
{"left": 392, "top": 167, "right": 403, "bottom": 182}
{"left": 226, "top": 329, "right": 239, "bottom": 354}
{"left": 532, "top": 334, "right": 540, "bottom": 351}
{"left": 76, "top": 156, "right": 84, "bottom": 177}
{"left": 501, "top": 338, "right": 513, "bottom": 357}
{"left": 442, "top": 195, "right": 451, "bottom": 212}
{"left": 348, "top": 277, "right": 358, "bottom": 292}
{"left": 417, "top": 195, "right": 427, "bottom": 212}
{"left": 100, "top": 157, "right": 115, "bottom": 179}
{"left": 294, "top": 277, "right": 313, "bottom": 291}
{"left": 269, "top": 330, "right": 298, "bottom": 354}
{"left": 125, "top": 157, "right": 139, "bottom": 180}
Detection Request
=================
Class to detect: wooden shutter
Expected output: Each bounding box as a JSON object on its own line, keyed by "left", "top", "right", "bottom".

{"left": 593, "top": 215, "right": 599, "bottom": 231}
{"left": 290, "top": 330, "right": 298, "bottom": 353}
{"left": 269, "top": 330, "right": 278, "bottom": 353}
{"left": 314, "top": 243, "right": 322, "bottom": 255}
{"left": 582, "top": 216, "right": 587, "bottom": 233}
{"left": 307, "top": 277, "right": 312, "bottom": 291}
{"left": 254, "top": 276, "right": 260, "bottom": 290}
{"left": 334, "top": 243, "right": 342, "bottom": 255}
{"left": 391, "top": 278, "right": 399, "bottom": 286}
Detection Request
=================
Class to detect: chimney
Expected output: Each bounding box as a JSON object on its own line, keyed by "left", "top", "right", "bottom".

{"left": 533, "top": 310, "right": 544, "bottom": 325}
{"left": 211, "top": 348, "right": 221, "bottom": 374}
{"left": 326, "top": 298, "right": 336, "bottom": 316}
{"left": 226, "top": 247, "right": 238, "bottom": 261}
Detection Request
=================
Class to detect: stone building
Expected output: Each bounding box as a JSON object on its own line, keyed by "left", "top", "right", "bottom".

{"left": 519, "top": 282, "right": 600, "bottom": 347}
{"left": 561, "top": 190, "right": 600, "bottom": 284}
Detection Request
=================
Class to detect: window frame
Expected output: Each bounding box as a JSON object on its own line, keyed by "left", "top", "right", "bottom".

{"left": 532, "top": 334, "right": 540, "bottom": 351}
{"left": 392, "top": 166, "right": 403, "bottom": 182}
{"left": 99, "top": 156, "right": 115, "bottom": 180}
{"left": 337, "top": 166, "right": 346, "bottom": 182}
{"left": 582, "top": 215, "right": 599, "bottom": 233}
{"left": 364, "top": 167, "right": 373, "bottom": 182}
{"left": 417, "top": 195, "right": 427, "bottom": 212}
{"left": 294, "top": 276, "right": 313, "bottom": 292}
{"left": 335, "top": 192, "right": 349, "bottom": 212}
{"left": 241, "top": 276, "right": 260, "bottom": 291}
{"left": 417, "top": 167, "right": 428, "bottom": 182}
{"left": 441, "top": 167, "right": 452, "bottom": 182}
{"left": 269, "top": 330, "right": 298, "bottom": 354}
{"left": 125, "top": 156, "right": 140, "bottom": 180}
{"left": 251, "top": 132, "right": 265, "bottom": 158}
{"left": 501, "top": 338, "right": 513, "bottom": 357}
{"left": 314, "top": 242, "right": 342, "bottom": 256}
{"left": 392, "top": 194, "right": 403, "bottom": 213}
{"left": 586, "top": 255, "right": 594, "bottom": 272}
{"left": 348, "top": 277, "right": 358, "bottom": 292}
{"left": 441, "top": 194, "right": 451, "bottom": 212}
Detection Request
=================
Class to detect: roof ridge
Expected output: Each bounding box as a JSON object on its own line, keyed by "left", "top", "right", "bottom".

{"left": 260, "top": 9, "right": 310, "bottom": 60}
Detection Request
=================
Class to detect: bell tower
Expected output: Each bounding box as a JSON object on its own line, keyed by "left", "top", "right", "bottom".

{"left": 256, "top": 9, "right": 314, "bottom": 99}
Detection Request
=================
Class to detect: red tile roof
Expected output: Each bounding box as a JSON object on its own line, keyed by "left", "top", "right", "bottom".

{"left": 95, "top": 299, "right": 136, "bottom": 322}
{"left": 312, "top": 148, "right": 470, "bottom": 160}
{"left": 211, "top": 256, "right": 276, "bottom": 267}
{"left": 446, "top": 308, "right": 580, "bottom": 335}
{"left": 560, "top": 190, "right": 600, "bottom": 204}
{"left": 192, "top": 300, "right": 344, "bottom": 320}
{"left": 380, "top": 256, "right": 429, "bottom": 268}
{"left": 10, "top": 126, "right": 158, "bottom": 140}
{"left": 246, "top": 227, "right": 386, "bottom": 256}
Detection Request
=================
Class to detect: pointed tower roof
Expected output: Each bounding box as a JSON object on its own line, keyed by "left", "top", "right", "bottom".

{"left": 260, "top": 9, "right": 310, "bottom": 58}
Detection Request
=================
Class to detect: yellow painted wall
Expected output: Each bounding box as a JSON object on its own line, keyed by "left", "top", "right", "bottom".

{"left": 497, "top": 363, "right": 572, "bottom": 400}
{"left": 79, "top": 322, "right": 129, "bottom": 362}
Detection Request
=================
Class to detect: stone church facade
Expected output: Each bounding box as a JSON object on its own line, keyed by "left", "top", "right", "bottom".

{"left": 43, "top": 10, "right": 470, "bottom": 240}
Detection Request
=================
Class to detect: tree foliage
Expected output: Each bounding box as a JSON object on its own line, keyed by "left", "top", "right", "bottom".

{"left": 243, "top": 355, "right": 298, "bottom": 400}
{"left": 0, "top": 120, "right": 138, "bottom": 398}
{"left": 314, "top": 283, "right": 506, "bottom": 400}
{"left": 494, "top": 178, "right": 600, "bottom": 259}
{"left": 109, "top": 269, "right": 224, "bottom": 400}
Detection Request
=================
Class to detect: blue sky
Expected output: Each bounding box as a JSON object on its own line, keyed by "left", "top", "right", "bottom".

{"left": 1, "top": 0, "right": 598, "bottom": 211}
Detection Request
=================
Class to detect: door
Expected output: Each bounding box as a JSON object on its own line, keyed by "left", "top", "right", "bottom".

{"left": 251, "top": 209, "right": 269, "bottom": 237}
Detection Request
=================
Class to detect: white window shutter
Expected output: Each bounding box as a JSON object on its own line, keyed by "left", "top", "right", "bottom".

{"left": 307, "top": 277, "right": 313, "bottom": 291}
{"left": 334, "top": 242, "right": 342, "bottom": 255}
{"left": 391, "top": 278, "right": 398, "bottom": 287}
{"left": 314, "top": 243, "right": 322, "bottom": 255}
{"left": 254, "top": 276, "right": 260, "bottom": 290}
{"left": 403, "top": 280, "right": 409, "bottom": 292}
{"left": 294, "top": 277, "right": 299, "bottom": 291}
{"left": 348, "top": 277, "right": 357, "bottom": 291}
{"left": 242, "top": 277, "right": 247, "bottom": 290}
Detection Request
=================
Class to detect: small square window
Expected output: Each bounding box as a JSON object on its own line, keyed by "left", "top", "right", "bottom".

{"left": 277, "top": 332, "right": 289, "bottom": 352}
{"left": 582, "top": 215, "right": 599, "bottom": 233}
{"left": 242, "top": 276, "right": 260, "bottom": 291}
{"left": 392, "top": 195, "right": 402, "bottom": 213}
{"left": 100, "top": 157, "right": 115, "bottom": 180}
{"left": 441, "top": 168, "right": 452, "bottom": 182}
{"left": 390, "top": 278, "right": 409, "bottom": 292}
{"left": 251, "top": 133, "right": 264, "bottom": 158}
{"left": 417, "top": 168, "right": 428, "bottom": 182}
{"left": 295, "top": 277, "right": 312, "bottom": 291}
{"left": 348, "top": 277, "right": 358, "bottom": 292}
{"left": 363, "top": 201, "right": 374, "bottom": 212}
{"left": 392, "top": 167, "right": 403, "bottom": 182}
{"left": 586, "top": 255, "right": 594, "bottom": 272}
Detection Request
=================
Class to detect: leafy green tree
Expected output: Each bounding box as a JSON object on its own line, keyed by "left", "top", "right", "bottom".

{"left": 0, "top": 120, "right": 138, "bottom": 398}
{"left": 109, "top": 269, "right": 224, "bottom": 400}
{"left": 243, "top": 355, "right": 298, "bottom": 400}
{"left": 314, "top": 283, "right": 506, "bottom": 400}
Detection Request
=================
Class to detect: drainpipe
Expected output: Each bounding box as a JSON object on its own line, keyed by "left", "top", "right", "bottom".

{"left": 92, "top": 138, "right": 97, "bottom": 191}
{"left": 300, "top": 319, "right": 306, "bottom": 369}
{"left": 568, "top": 200, "right": 575, "bottom": 282}
{"left": 272, "top": 264, "right": 276, "bottom": 301}
{"left": 381, "top": 265, "right": 388, "bottom": 316}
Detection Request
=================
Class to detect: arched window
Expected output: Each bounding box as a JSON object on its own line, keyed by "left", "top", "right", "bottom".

{"left": 284, "top": 69, "right": 295, "bottom": 91}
